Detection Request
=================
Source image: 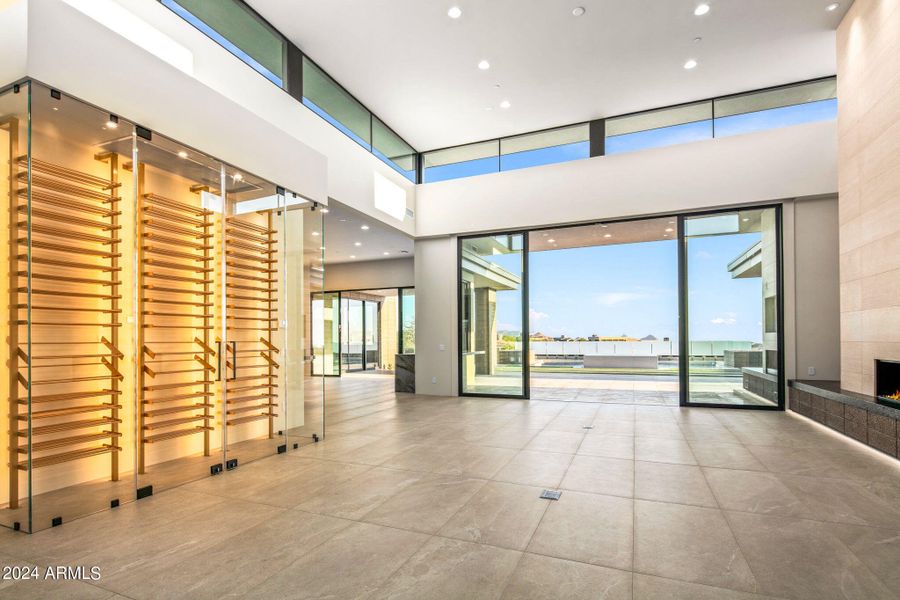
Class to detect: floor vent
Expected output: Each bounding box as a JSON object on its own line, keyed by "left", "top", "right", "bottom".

{"left": 540, "top": 489, "right": 562, "bottom": 501}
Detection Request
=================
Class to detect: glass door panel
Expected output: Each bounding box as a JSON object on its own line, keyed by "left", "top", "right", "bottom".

{"left": 282, "top": 203, "right": 324, "bottom": 445}
{"left": 222, "top": 170, "right": 285, "bottom": 466}
{"left": 460, "top": 233, "right": 527, "bottom": 397}
{"left": 312, "top": 291, "right": 340, "bottom": 376}
{"left": 364, "top": 301, "right": 379, "bottom": 369}
{"left": 134, "top": 131, "right": 224, "bottom": 497}
{"left": 400, "top": 288, "right": 415, "bottom": 354}
{"left": 683, "top": 208, "right": 780, "bottom": 407}
{"left": 343, "top": 298, "right": 364, "bottom": 371}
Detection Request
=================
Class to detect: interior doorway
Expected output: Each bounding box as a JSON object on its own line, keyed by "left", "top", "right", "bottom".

{"left": 312, "top": 287, "right": 414, "bottom": 376}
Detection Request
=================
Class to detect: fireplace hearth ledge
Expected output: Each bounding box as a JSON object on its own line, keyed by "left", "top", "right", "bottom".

{"left": 789, "top": 379, "right": 900, "bottom": 459}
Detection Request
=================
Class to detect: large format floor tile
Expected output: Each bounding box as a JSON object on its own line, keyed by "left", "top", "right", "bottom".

{"left": 361, "top": 474, "right": 486, "bottom": 533}
{"left": 5, "top": 374, "right": 900, "bottom": 600}
{"left": 370, "top": 537, "right": 521, "bottom": 600}
{"left": 634, "top": 500, "right": 758, "bottom": 593}
{"left": 527, "top": 491, "right": 633, "bottom": 570}
{"left": 439, "top": 481, "right": 550, "bottom": 550}
{"left": 725, "top": 511, "right": 895, "bottom": 600}
{"left": 499, "top": 553, "right": 632, "bottom": 600}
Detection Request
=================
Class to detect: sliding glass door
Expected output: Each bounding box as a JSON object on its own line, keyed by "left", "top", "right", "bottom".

{"left": 681, "top": 207, "right": 782, "bottom": 407}
{"left": 457, "top": 208, "right": 782, "bottom": 409}
{"left": 459, "top": 233, "right": 528, "bottom": 398}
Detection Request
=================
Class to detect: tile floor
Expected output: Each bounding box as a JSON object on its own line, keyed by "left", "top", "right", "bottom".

{"left": 1, "top": 374, "right": 900, "bottom": 599}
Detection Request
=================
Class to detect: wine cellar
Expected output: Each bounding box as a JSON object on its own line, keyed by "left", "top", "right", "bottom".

{"left": 1, "top": 81, "right": 324, "bottom": 533}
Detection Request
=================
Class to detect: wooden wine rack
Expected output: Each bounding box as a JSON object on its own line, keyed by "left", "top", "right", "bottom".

{"left": 137, "top": 167, "right": 216, "bottom": 473}
{"left": 9, "top": 149, "right": 124, "bottom": 508}
{"left": 224, "top": 213, "right": 280, "bottom": 437}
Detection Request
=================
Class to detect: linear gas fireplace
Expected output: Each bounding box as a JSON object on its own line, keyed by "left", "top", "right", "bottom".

{"left": 875, "top": 359, "right": 900, "bottom": 409}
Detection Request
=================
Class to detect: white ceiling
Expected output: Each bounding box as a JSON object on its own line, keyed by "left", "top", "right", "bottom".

{"left": 248, "top": 0, "right": 848, "bottom": 151}
{"left": 323, "top": 200, "right": 414, "bottom": 264}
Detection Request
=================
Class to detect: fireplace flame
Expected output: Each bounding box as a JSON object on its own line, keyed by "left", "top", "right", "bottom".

{"left": 887, "top": 390, "right": 900, "bottom": 401}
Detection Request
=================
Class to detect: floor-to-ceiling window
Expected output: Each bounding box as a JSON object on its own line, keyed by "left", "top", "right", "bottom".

{"left": 682, "top": 207, "right": 782, "bottom": 407}
{"left": 458, "top": 207, "right": 783, "bottom": 409}
{"left": 459, "top": 234, "right": 528, "bottom": 397}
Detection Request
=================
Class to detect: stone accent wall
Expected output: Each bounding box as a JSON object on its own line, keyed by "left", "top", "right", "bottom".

{"left": 790, "top": 386, "right": 899, "bottom": 458}
{"left": 837, "top": 0, "right": 900, "bottom": 394}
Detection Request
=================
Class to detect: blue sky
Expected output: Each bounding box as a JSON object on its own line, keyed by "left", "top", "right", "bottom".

{"left": 492, "top": 232, "right": 764, "bottom": 343}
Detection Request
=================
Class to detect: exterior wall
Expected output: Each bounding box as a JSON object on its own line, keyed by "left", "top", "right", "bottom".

{"left": 324, "top": 257, "right": 414, "bottom": 291}
{"left": 837, "top": 0, "right": 900, "bottom": 395}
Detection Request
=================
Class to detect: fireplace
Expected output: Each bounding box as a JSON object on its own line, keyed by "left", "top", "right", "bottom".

{"left": 875, "top": 359, "right": 900, "bottom": 409}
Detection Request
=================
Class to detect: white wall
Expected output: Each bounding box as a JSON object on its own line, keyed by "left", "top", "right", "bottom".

{"left": 416, "top": 120, "right": 837, "bottom": 238}
{"left": 414, "top": 237, "right": 458, "bottom": 396}
{"left": 8, "top": 0, "right": 417, "bottom": 234}
{"left": 325, "top": 257, "right": 414, "bottom": 291}
{"left": 0, "top": 1, "right": 26, "bottom": 87}
{"left": 793, "top": 195, "right": 841, "bottom": 380}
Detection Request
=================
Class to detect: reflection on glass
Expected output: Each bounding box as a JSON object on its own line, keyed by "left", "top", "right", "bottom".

{"left": 342, "top": 298, "right": 364, "bottom": 371}
{"left": 162, "top": 0, "right": 285, "bottom": 86}
{"left": 500, "top": 124, "right": 589, "bottom": 171}
{"left": 606, "top": 102, "right": 713, "bottom": 155}
{"left": 372, "top": 117, "right": 416, "bottom": 182}
{"left": 423, "top": 141, "right": 500, "bottom": 183}
{"left": 365, "top": 301, "right": 379, "bottom": 369}
{"left": 312, "top": 292, "right": 340, "bottom": 376}
{"left": 401, "top": 289, "right": 415, "bottom": 354}
{"left": 685, "top": 208, "right": 779, "bottom": 406}
{"left": 460, "top": 234, "right": 526, "bottom": 396}
{"left": 302, "top": 57, "right": 372, "bottom": 150}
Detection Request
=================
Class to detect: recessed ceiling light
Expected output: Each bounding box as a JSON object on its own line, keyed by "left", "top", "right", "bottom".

{"left": 604, "top": 234, "right": 612, "bottom": 238}
{"left": 52, "top": 107, "right": 58, "bottom": 111}
{"left": 106, "top": 114, "right": 119, "bottom": 129}
{"left": 547, "top": 238, "right": 556, "bottom": 243}
{"left": 542, "top": 232, "right": 549, "bottom": 236}
{"left": 684, "top": 59, "right": 698, "bottom": 70}
{"left": 826, "top": 3, "right": 840, "bottom": 11}
{"left": 321, "top": 208, "right": 329, "bottom": 214}
{"left": 233, "top": 173, "right": 243, "bottom": 181}
{"left": 383, "top": 251, "right": 390, "bottom": 256}
{"left": 742, "top": 217, "right": 750, "bottom": 222}
{"left": 360, "top": 224, "right": 370, "bottom": 230}
{"left": 447, "top": 6, "right": 462, "bottom": 19}
{"left": 572, "top": 6, "right": 586, "bottom": 16}
{"left": 350, "top": 254, "right": 356, "bottom": 259}
{"left": 694, "top": 4, "right": 710, "bottom": 16}
{"left": 354, "top": 241, "right": 362, "bottom": 247}
{"left": 311, "top": 231, "right": 320, "bottom": 236}
{"left": 177, "top": 151, "right": 188, "bottom": 159}
{"left": 339, "top": 218, "right": 347, "bottom": 222}
{"left": 665, "top": 228, "right": 674, "bottom": 232}
{"left": 601, "top": 224, "right": 608, "bottom": 228}
{"left": 478, "top": 60, "right": 490, "bottom": 70}
{"left": 500, "top": 100, "right": 511, "bottom": 109}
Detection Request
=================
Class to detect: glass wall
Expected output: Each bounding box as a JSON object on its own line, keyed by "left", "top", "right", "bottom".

{"left": 606, "top": 102, "right": 713, "bottom": 155}
{"left": 500, "top": 124, "right": 589, "bottom": 171}
{"left": 373, "top": 117, "right": 417, "bottom": 182}
{"left": 459, "top": 211, "right": 782, "bottom": 408}
{"left": 460, "top": 234, "right": 527, "bottom": 397}
{"left": 302, "top": 57, "right": 372, "bottom": 150}
{"left": 1, "top": 82, "right": 324, "bottom": 533}
{"left": 162, "top": 0, "right": 286, "bottom": 86}
{"left": 713, "top": 79, "right": 837, "bottom": 137}
{"left": 312, "top": 291, "right": 341, "bottom": 376}
{"left": 683, "top": 208, "right": 780, "bottom": 406}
